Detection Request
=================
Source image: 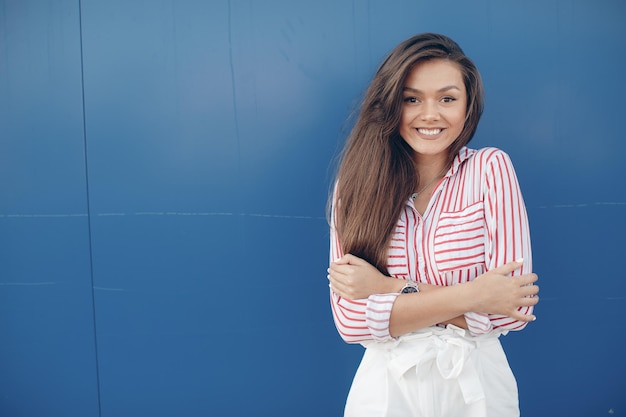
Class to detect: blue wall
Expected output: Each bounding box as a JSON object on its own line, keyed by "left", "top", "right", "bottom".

{"left": 1, "top": 1, "right": 625, "bottom": 416}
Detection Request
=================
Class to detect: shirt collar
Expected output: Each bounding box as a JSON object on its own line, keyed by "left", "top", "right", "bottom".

{"left": 446, "top": 146, "right": 475, "bottom": 178}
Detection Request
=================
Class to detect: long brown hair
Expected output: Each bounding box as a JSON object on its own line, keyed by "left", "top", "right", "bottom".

{"left": 331, "top": 33, "right": 485, "bottom": 274}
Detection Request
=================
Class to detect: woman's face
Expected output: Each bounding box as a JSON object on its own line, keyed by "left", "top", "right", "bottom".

{"left": 399, "top": 59, "right": 467, "bottom": 161}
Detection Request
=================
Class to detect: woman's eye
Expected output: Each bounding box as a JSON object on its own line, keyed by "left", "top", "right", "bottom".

{"left": 403, "top": 97, "right": 419, "bottom": 103}
{"left": 441, "top": 96, "right": 456, "bottom": 103}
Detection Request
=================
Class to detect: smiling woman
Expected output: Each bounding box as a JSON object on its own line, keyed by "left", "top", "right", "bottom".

{"left": 401, "top": 61, "right": 466, "bottom": 160}
{"left": 400, "top": 59, "right": 468, "bottom": 214}
{"left": 327, "top": 33, "right": 539, "bottom": 417}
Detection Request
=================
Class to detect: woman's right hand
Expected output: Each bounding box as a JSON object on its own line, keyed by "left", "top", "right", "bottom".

{"left": 328, "top": 254, "right": 403, "bottom": 300}
{"left": 470, "top": 260, "right": 539, "bottom": 322}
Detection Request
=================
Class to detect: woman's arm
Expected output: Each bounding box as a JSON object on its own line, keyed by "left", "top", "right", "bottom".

{"left": 474, "top": 148, "right": 535, "bottom": 333}
{"left": 328, "top": 200, "right": 398, "bottom": 343}
{"left": 328, "top": 252, "right": 537, "bottom": 339}
{"left": 329, "top": 254, "right": 468, "bottom": 328}
{"left": 388, "top": 261, "right": 537, "bottom": 337}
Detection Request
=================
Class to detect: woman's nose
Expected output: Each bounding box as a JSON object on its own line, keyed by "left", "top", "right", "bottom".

{"left": 420, "top": 101, "right": 440, "bottom": 121}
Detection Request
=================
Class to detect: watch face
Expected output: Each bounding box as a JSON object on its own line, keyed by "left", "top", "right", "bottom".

{"left": 401, "top": 286, "right": 418, "bottom": 294}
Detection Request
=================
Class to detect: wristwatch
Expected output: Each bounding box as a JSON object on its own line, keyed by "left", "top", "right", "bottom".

{"left": 401, "top": 279, "right": 419, "bottom": 294}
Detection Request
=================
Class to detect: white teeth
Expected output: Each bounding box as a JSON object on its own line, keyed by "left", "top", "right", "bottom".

{"left": 417, "top": 128, "right": 442, "bottom": 136}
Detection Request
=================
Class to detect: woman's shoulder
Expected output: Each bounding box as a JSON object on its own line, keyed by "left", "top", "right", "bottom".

{"left": 463, "top": 146, "right": 514, "bottom": 168}
{"left": 468, "top": 146, "right": 510, "bottom": 160}
{"left": 455, "top": 147, "right": 516, "bottom": 181}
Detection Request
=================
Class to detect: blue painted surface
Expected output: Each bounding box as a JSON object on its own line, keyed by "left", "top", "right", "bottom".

{"left": 0, "top": 1, "right": 100, "bottom": 416}
{"left": 1, "top": 1, "right": 625, "bottom": 416}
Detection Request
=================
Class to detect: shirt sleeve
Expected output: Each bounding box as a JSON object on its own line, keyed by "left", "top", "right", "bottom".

{"left": 328, "top": 189, "right": 399, "bottom": 344}
{"left": 468, "top": 148, "right": 533, "bottom": 335}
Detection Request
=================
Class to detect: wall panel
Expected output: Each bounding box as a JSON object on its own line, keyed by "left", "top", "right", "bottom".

{"left": 0, "top": 1, "right": 100, "bottom": 416}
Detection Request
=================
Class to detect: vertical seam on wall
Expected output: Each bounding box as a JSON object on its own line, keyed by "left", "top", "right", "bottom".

{"left": 227, "top": 0, "right": 248, "bottom": 253}
{"left": 77, "top": 1, "right": 103, "bottom": 415}
{"left": 227, "top": 0, "right": 245, "bottom": 236}
{"left": 227, "top": 0, "right": 242, "bottom": 174}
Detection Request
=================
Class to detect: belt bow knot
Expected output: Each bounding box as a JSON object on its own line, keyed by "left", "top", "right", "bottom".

{"left": 388, "top": 326, "right": 485, "bottom": 404}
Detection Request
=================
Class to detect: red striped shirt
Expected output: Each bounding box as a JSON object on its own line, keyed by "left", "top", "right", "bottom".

{"left": 330, "top": 147, "right": 533, "bottom": 343}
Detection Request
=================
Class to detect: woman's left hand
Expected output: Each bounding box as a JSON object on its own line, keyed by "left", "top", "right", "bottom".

{"left": 328, "top": 254, "right": 401, "bottom": 300}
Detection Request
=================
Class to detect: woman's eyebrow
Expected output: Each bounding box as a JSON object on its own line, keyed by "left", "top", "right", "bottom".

{"left": 403, "top": 85, "right": 462, "bottom": 93}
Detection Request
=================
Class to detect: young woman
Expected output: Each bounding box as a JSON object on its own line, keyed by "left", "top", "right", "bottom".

{"left": 327, "top": 33, "right": 539, "bottom": 416}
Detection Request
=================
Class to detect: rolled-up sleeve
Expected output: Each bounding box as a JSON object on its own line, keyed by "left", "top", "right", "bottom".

{"left": 329, "top": 193, "right": 398, "bottom": 343}
{"left": 473, "top": 149, "right": 533, "bottom": 334}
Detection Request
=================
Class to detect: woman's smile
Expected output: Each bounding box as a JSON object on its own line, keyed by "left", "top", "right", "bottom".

{"left": 416, "top": 128, "right": 445, "bottom": 138}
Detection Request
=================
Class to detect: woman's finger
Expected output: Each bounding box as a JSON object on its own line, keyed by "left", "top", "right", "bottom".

{"left": 515, "top": 273, "right": 538, "bottom": 286}
{"left": 511, "top": 311, "right": 537, "bottom": 322}
{"left": 522, "top": 284, "right": 539, "bottom": 297}
{"left": 489, "top": 259, "right": 524, "bottom": 276}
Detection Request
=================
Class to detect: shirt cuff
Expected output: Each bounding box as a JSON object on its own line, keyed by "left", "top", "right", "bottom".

{"left": 464, "top": 312, "right": 493, "bottom": 336}
{"left": 365, "top": 293, "right": 399, "bottom": 342}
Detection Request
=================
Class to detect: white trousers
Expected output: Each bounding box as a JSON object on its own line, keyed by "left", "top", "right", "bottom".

{"left": 344, "top": 326, "right": 519, "bottom": 417}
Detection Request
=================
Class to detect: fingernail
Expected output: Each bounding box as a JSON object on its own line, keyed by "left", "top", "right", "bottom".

{"left": 532, "top": 315, "right": 537, "bottom": 321}
{"left": 327, "top": 268, "right": 330, "bottom": 273}
{"left": 327, "top": 274, "right": 331, "bottom": 280}
{"left": 515, "top": 258, "right": 524, "bottom": 264}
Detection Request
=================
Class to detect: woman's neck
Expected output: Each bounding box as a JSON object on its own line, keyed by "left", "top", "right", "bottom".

{"left": 414, "top": 154, "right": 448, "bottom": 182}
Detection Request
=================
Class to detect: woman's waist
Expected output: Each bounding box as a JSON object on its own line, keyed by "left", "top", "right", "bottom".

{"left": 361, "top": 324, "right": 505, "bottom": 405}
{"left": 362, "top": 324, "right": 500, "bottom": 351}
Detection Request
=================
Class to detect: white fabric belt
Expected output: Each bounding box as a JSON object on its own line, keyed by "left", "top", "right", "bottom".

{"left": 363, "top": 325, "right": 499, "bottom": 405}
